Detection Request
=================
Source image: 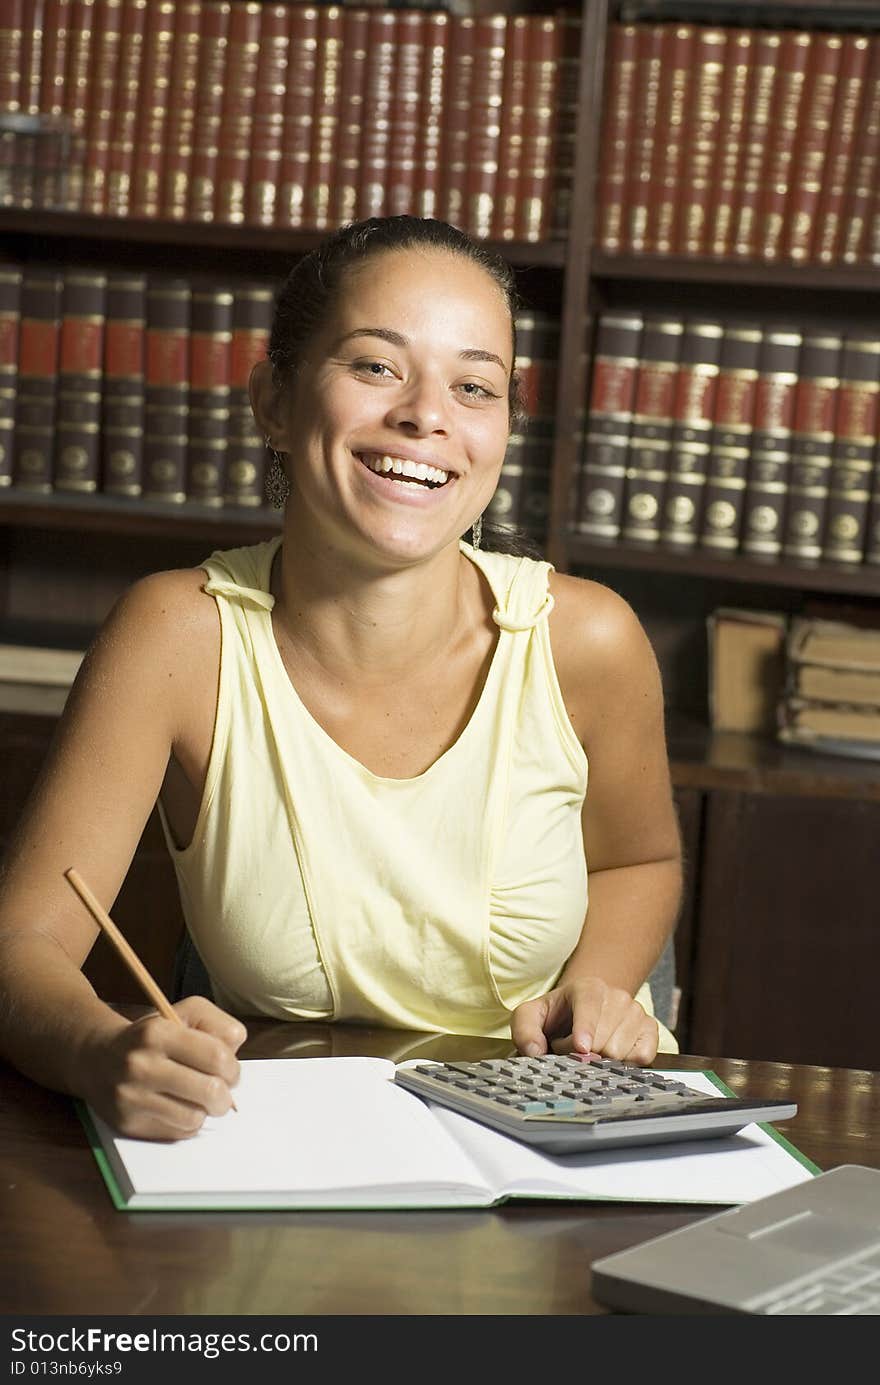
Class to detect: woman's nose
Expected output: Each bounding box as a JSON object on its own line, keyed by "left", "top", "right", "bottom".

{"left": 385, "top": 375, "right": 449, "bottom": 434}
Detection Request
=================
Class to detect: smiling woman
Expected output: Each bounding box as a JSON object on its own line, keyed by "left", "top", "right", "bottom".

{"left": 0, "top": 216, "right": 683, "bottom": 1142}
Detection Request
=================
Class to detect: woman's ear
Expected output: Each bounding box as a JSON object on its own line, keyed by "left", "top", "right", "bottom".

{"left": 249, "top": 359, "right": 290, "bottom": 449}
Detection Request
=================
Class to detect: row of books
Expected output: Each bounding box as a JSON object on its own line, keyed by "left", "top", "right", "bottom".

{"left": 0, "top": 259, "right": 559, "bottom": 535}
{"left": 0, "top": 0, "right": 579, "bottom": 244}
{"left": 574, "top": 310, "right": 880, "bottom": 570}
{"left": 596, "top": 20, "right": 880, "bottom": 266}
{"left": 709, "top": 607, "right": 880, "bottom": 759}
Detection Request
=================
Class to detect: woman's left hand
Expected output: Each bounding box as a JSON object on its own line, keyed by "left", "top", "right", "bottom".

{"left": 510, "top": 976, "right": 659, "bottom": 1066}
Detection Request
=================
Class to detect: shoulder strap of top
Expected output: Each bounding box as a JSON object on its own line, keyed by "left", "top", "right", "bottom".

{"left": 462, "top": 542, "right": 555, "bottom": 633}
{"left": 201, "top": 537, "right": 281, "bottom": 612}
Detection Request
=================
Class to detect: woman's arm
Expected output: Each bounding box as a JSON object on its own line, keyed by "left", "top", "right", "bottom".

{"left": 0, "top": 570, "right": 245, "bottom": 1136}
{"left": 511, "top": 576, "right": 682, "bottom": 1062}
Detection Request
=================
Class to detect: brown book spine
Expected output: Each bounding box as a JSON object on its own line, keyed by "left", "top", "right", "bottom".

{"left": 515, "top": 14, "right": 560, "bottom": 243}
{"left": 492, "top": 14, "right": 529, "bottom": 242}
{"left": 645, "top": 23, "right": 694, "bottom": 255}
{"left": 356, "top": 10, "right": 397, "bottom": 223}
{"left": 548, "top": 6, "right": 581, "bottom": 241}
{"left": 36, "top": 0, "right": 71, "bottom": 207}
{"left": 841, "top": 37, "right": 880, "bottom": 265}
{"left": 740, "top": 327, "right": 802, "bottom": 559}
{"left": 186, "top": 285, "right": 232, "bottom": 506}
{"left": 620, "top": 316, "right": 684, "bottom": 544}
{"left": 463, "top": 13, "right": 506, "bottom": 240}
{"left": 331, "top": 5, "right": 369, "bottom": 227}
{"left": 103, "top": 0, "right": 147, "bottom": 217}
{"left": 782, "top": 32, "right": 844, "bottom": 263}
{"left": 12, "top": 0, "right": 42, "bottom": 207}
{"left": 660, "top": 319, "right": 723, "bottom": 548}
{"left": 244, "top": 2, "right": 288, "bottom": 227}
{"left": 705, "top": 28, "right": 754, "bottom": 259}
{"left": 499, "top": 311, "right": 558, "bottom": 542}
{"left": 865, "top": 439, "right": 880, "bottom": 565}
{"left": 0, "top": 263, "right": 22, "bottom": 487}
{"left": 386, "top": 9, "right": 425, "bottom": 219}
{"left": 754, "top": 30, "right": 813, "bottom": 262}
{"left": 810, "top": 35, "right": 871, "bottom": 265}
{"left": 212, "top": 0, "right": 261, "bottom": 225}
{"left": 782, "top": 330, "right": 842, "bottom": 562}
{"left": 101, "top": 271, "right": 145, "bottom": 497}
{"left": 143, "top": 277, "right": 190, "bottom": 504}
{"left": 54, "top": 268, "right": 106, "bottom": 493}
{"left": 0, "top": 0, "right": 22, "bottom": 207}
{"left": 621, "top": 23, "right": 664, "bottom": 254}
{"left": 80, "top": 0, "right": 123, "bottom": 214}
{"left": 594, "top": 22, "right": 638, "bottom": 253}
{"left": 159, "top": 0, "right": 202, "bottom": 220}
{"left": 674, "top": 26, "right": 729, "bottom": 257}
{"left": 186, "top": 0, "right": 231, "bottom": 222}
{"left": 440, "top": 14, "right": 475, "bottom": 229}
{"left": 276, "top": 4, "right": 318, "bottom": 227}
{"left": 128, "top": 0, "right": 176, "bottom": 218}
{"left": 698, "top": 323, "right": 763, "bottom": 553}
{"left": 306, "top": 3, "right": 343, "bottom": 229}
{"left": 821, "top": 335, "right": 880, "bottom": 565}
{"left": 12, "top": 266, "right": 63, "bottom": 492}
{"left": 730, "top": 30, "right": 783, "bottom": 260}
{"left": 60, "top": 0, "right": 97, "bottom": 210}
{"left": 413, "top": 10, "right": 448, "bottom": 221}
{"left": 225, "top": 281, "right": 272, "bottom": 508}
{"left": 575, "top": 311, "right": 642, "bottom": 540}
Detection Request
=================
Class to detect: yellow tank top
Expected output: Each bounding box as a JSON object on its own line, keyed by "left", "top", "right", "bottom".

{"left": 160, "top": 536, "right": 675, "bottom": 1050}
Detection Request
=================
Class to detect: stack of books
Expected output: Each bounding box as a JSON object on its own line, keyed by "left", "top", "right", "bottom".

{"left": 778, "top": 617, "right": 880, "bottom": 758}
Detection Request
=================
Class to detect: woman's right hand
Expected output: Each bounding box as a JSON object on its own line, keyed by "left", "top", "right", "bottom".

{"left": 80, "top": 997, "right": 247, "bottom": 1141}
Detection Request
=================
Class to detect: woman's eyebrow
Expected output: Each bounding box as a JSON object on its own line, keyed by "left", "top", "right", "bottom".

{"left": 334, "top": 328, "right": 508, "bottom": 372}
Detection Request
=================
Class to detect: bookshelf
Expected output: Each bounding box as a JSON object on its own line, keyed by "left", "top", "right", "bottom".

{"left": 2, "top": 0, "right": 880, "bottom": 1067}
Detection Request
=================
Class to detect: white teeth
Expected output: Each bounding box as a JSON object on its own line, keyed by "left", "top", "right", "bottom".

{"left": 361, "top": 453, "right": 450, "bottom": 486}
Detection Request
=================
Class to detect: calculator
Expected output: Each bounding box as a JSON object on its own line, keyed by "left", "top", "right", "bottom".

{"left": 393, "top": 1056, "right": 797, "bottom": 1155}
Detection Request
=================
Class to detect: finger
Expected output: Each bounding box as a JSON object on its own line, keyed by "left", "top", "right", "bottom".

{"left": 123, "top": 1039, "right": 238, "bottom": 1114}
{"left": 175, "top": 995, "right": 248, "bottom": 1052}
{"left": 111, "top": 1083, "right": 211, "bottom": 1142}
{"left": 510, "top": 997, "right": 553, "bottom": 1056}
{"left": 598, "top": 1010, "right": 654, "bottom": 1064}
{"left": 131, "top": 1014, "right": 241, "bottom": 1092}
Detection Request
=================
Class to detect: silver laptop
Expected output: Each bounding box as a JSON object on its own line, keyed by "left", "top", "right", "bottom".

{"left": 591, "top": 1165, "right": 880, "bottom": 1315}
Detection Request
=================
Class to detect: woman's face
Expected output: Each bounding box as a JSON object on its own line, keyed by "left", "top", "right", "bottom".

{"left": 275, "top": 247, "right": 514, "bottom": 566}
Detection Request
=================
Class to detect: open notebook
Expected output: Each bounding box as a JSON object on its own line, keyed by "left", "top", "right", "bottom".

{"left": 79, "top": 1057, "right": 817, "bottom": 1212}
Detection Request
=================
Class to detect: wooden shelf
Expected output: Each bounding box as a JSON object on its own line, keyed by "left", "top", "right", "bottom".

{"left": 564, "top": 532, "right": 880, "bottom": 598}
{"left": 0, "top": 488, "right": 281, "bottom": 544}
{"left": 591, "top": 251, "right": 880, "bottom": 293}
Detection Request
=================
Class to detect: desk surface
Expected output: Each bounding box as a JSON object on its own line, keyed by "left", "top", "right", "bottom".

{"left": 2, "top": 1022, "right": 878, "bottom": 1316}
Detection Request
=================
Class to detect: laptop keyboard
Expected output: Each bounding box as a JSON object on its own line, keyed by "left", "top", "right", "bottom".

{"left": 753, "top": 1247, "right": 880, "bottom": 1315}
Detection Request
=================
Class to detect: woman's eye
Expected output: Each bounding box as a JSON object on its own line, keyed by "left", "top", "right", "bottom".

{"left": 353, "top": 360, "right": 393, "bottom": 378}
{"left": 458, "top": 381, "right": 500, "bottom": 401}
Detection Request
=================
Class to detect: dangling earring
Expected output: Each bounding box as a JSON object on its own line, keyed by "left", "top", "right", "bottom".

{"left": 264, "top": 440, "right": 290, "bottom": 509}
{"left": 471, "top": 513, "right": 483, "bottom": 550}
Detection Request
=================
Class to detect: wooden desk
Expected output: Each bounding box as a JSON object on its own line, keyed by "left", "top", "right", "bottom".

{"left": 1, "top": 1022, "right": 878, "bottom": 1316}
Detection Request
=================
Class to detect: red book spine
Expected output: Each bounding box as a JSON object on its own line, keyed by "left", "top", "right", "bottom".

{"left": 440, "top": 14, "right": 475, "bottom": 228}
{"left": 620, "top": 315, "right": 684, "bottom": 544}
{"left": 730, "top": 30, "right": 783, "bottom": 260}
{"left": 186, "top": 0, "right": 231, "bottom": 222}
{"left": 575, "top": 310, "right": 643, "bottom": 541}
{"left": 60, "top": 0, "right": 97, "bottom": 210}
{"left": 244, "top": 3, "right": 289, "bottom": 227}
{"left": 659, "top": 319, "right": 724, "bottom": 549}
{"left": 841, "top": 37, "right": 880, "bottom": 265}
{"left": 413, "top": 10, "right": 448, "bottom": 220}
{"left": 101, "top": 271, "right": 146, "bottom": 497}
{"left": 698, "top": 323, "right": 763, "bottom": 552}
{"left": 80, "top": 0, "right": 123, "bottom": 213}
{"left": 549, "top": 6, "right": 581, "bottom": 241}
{"left": 644, "top": 23, "right": 694, "bottom": 255}
{"left": 674, "top": 25, "right": 728, "bottom": 257}
{"left": 331, "top": 5, "right": 369, "bottom": 227}
{"left": 13, "top": 0, "right": 43, "bottom": 207}
{"left": 821, "top": 335, "right": 880, "bottom": 565}
{"left": 276, "top": 3, "right": 318, "bottom": 227}
{"left": 103, "top": 0, "right": 147, "bottom": 217}
{"left": 13, "top": 266, "right": 63, "bottom": 492}
{"left": 782, "top": 32, "right": 845, "bottom": 263}
{"left": 129, "top": 0, "right": 176, "bottom": 218}
{"left": 357, "top": 8, "right": 397, "bottom": 222}
{"left": 754, "top": 30, "right": 813, "bottom": 262}
{"left": 810, "top": 35, "right": 871, "bottom": 265}
{"left": 186, "top": 284, "right": 233, "bottom": 505}
{"left": 0, "top": 262, "right": 22, "bottom": 487}
{"left": 143, "top": 276, "right": 190, "bottom": 503}
{"left": 621, "top": 22, "right": 663, "bottom": 254}
{"left": 704, "top": 28, "right": 754, "bottom": 259}
{"left": 386, "top": 9, "right": 425, "bottom": 219}
{"left": 462, "top": 13, "right": 506, "bottom": 239}
{"left": 782, "top": 330, "right": 842, "bottom": 562}
{"left": 499, "top": 307, "right": 558, "bottom": 541}
{"left": 225, "top": 281, "right": 273, "bottom": 508}
{"left": 159, "top": 0, "right": 202, "bottom": 220}
{"left": 515, "top": 14, "right": 560, "bottom": 243}
{"left": 305, "top": 4, "right": 343, "bottom": 229}
{"left": 213, "top": 0, "right": 261, "bottom": 224}
{"left": 34, "top": 0, "right": 71, "bottom": 207}
{"left": 594, "top": 22, "right": 638, "bottom": 253}
{"left": 54, "top": 268, "right": 107, "bottom": 493}
{"left": 492, "top": 13, "right": 528, "bottom": 242}
{"left": 740, "top": 326, "right": 802, "bottom": 559}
